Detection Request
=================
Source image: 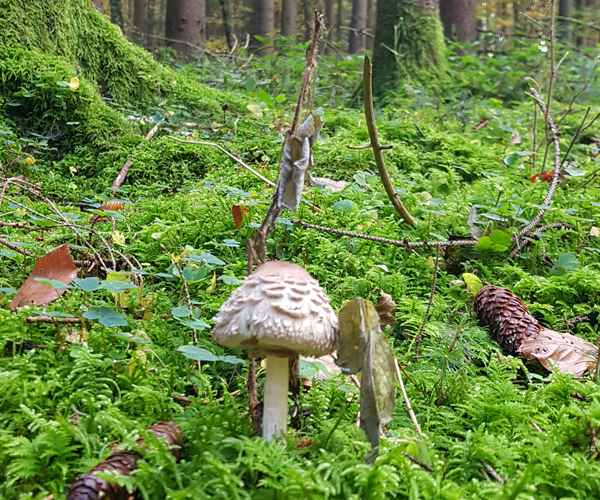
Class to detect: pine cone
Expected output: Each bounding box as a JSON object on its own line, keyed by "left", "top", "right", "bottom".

{"left": 67, "top": 422, "right": 181, "bottom": 500}
{"left": 473, "top": 284, "right": 541, "bottom": 353}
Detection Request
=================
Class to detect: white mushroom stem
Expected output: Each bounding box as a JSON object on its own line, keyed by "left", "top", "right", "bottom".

{"left": 263, "top": 355, "right": 289, "bottom": 442}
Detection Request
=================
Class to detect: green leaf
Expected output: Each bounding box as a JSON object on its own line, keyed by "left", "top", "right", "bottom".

{"left": 72, "top": 277, "right": 101, "bottom": 291}
{"left": 177, "top": 345, "right": 219, "bottom": 361}
{"left": 550, "top": 253, "right": 580, "bottom": 276}
{"left": 299, "top": 359, "right": 319, "bottom": 378}
{"left": 491, "top": 229, "right": 511, "bottom": 246}
{"left": 275, "top": 94, "right": 286, "bottom": 104}
{"left": 82, "top": 307, "right": 127, "bottom": 327}
{"left": 462, "top": 273, "right": 483, "bottom": 294}
{"left": 0, "top": 287, "right": 17, "bottom": 294}
{"left": 258, "top": 89, "right": 275, "bottom": 107}
{"left": 176, "top": 318, "right": 210, "bottom": 330}
{"left": 336, "top": 298, "right": 397, "bottom": 462}
{"left": 477, "top": 236, "right": 493, "bottom": 250}
{"left": 99, "top": 281, "right": 138, "bottom": 293}
{"left": 0, "top": 249, "right": 17, "bottom": 258}
{"left": 33, "top": 278, "right": 72, "bottom": 289}
{"left": 182, "top": 264, "right": 207, "bottom": 283}
{"left": 333, "top": 200, "right": 355, "bottom": 212}
{"left": 219, "top": 274, "right": 240, "bottom": 286}
{"left": 171, "top": 306, "right": 192, "bottom": 317}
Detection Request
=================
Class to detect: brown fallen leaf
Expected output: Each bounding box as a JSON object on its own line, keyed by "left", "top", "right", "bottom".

{"left": 232, "top": 205, "right": 248, "bottom": 229}
{"left": 375, "top": 288, "right": 397, "bottom": 330}
{"left": 99, "top": 201, "right": 125, "bottom": 212}
{"left": 10, "top": 244, "right": 77, "bottom": 310}
{"left": 311, "top": 177, "right": 347, "bottom": 192}
{"left": 518, "top": 329, "right": 597, "bottom": 378}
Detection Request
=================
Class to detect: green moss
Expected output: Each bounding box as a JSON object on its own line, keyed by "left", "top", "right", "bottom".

{"left": 372, "top": 1, "right": 450, "bottom": 103}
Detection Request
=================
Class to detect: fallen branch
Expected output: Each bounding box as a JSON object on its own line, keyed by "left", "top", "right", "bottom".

{"left": 508, "top": 222, "right": 575, "bottom": 259}
{"left": 363, "top": 55, "right": 415, "bottom": 226}
{"left": 0, "top": 237, "right": 34, "bottom": 256}
{"left": 290, "top": 218, "right": 477, "bottom": 249}
{"left": 482, "top": 460, "right": 505, "bottom": 484}
{"left": 111, "top": 119, "right": 164, "bottom": 191}
{"left": 24, "top": 316, "right": 81, "bottom": 324}
{"left": 403, "top": 452, "right": 434, "bottom": 472}
{"left": 515, "top": 88, "right": 562, "bottom": 239}
{"left": 167, "top": 135, "right": 275, "bottom": 187}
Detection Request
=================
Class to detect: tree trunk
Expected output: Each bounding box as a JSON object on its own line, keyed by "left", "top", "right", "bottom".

{"left": 110, "top": 0, "right": 123, "bottom": 28}
{"left": 165, "top": 0, "right": 206, "bottom": 59}
{"left": 301, "top": 0, "right": 311, "bottom": 41}
{"left": 133, "top": 0, "right": 148, "bottom": 47}
{"left": 336, "top": 0, "right": 343, "bottom": 42}
{"left": 92, "top": 0, "right": 104, "bottom": 12}
{"left": 281, "top": 0, "right": 297, "bottom": 38}
{"left": 250, "top": 0, "right": 274, "bottom": 53}
{"left": 349, "top": 0, "right": 368, "bottom": 53}
{"left": 559, "top": 0, "right": 573, "bottom": 43}
{"left": 219, "top": 0, "right": 234, "bottom": 50}
{"left": 440, "top": 0, "right": 477, "bottom": 42}
{"left": 372, "top": 0, "right": 449, "bottom": 102}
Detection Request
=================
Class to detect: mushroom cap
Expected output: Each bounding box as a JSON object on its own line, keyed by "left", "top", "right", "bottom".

{"left": 212, "top": 261, "right": 338, "bottom": 357}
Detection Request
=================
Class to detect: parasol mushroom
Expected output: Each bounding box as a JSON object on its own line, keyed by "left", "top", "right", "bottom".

{"left": 212, "top": 261, "right": 338, "bottom": 441}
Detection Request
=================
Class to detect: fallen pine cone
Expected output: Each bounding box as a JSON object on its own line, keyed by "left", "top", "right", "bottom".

{"left": 474, "top": 284, "right": 597, "bottom": 378}
{"left": 67, "top": 421, "right": 182, "bottom": 500}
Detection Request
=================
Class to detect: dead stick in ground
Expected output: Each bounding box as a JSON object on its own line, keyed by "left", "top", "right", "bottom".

{"left": 415, "top": 246, "right": 440, "bottom": 361}
{"left": 363, "top": 55, "right": 414, "bottom": 226}
{"left": 482, "top": 460, "right": 505, "bottom": 484}
{"left": 290, "top": 219, "right": 476, "bottom": 249}
{"left": 394, "top": 358, "right": 423, "bottom": 440}
{"left": 403, "top": 452, "right": 434, "bottom": 472}
{"left": 112, "top": 119, "right": 164, "bottom": 191}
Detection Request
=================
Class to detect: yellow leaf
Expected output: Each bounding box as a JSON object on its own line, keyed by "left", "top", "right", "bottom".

{"left": 15, "top": 208, "right": 27, "bottom": 217}
{"left": 69, "top": 166, "right": 77, "bottom": 174}
{"left": 260, "top": 358, "right": 267, "bottom": 368}
{"left": 112, "top": 230, "right": 126, "bottom": 246}
{"left": 69, "top": 77, "right": 80, "bottom": 90}
{"left": 142, "top": 311, "right": 154, "bottom": 322}
{"left": 591, "top": 226, "right": 599, "bottom": 237}
{"left": 462, "top": 273, "right": 483, "bottom": 294}
{"left": 129, "top": 349, "right": 147, "bottom": 376}
{"left": 140, "top": 118, "right": 145, "bottom": 125}
{"left": 206, "top": 271, "right": 217, "bottom": 293}
{"left": 247, "top": 104, "right": 260, "bottom": 113}
{"left": 25, "top": 156, "right": 35, "bottom": 166}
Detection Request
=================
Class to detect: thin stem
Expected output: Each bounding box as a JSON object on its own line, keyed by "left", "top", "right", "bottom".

{"left": 394, "top": 358, "right": 423, "bottom": 439}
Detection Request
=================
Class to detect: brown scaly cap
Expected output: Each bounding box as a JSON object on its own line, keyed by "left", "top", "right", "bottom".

{"left": 473, "top": 284, "right": 541, "bottom": 354}
{"left": 212, "top": 261, "right": 338, "bottom": 358}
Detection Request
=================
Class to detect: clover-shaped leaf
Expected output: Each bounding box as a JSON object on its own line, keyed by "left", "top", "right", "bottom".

{"left": 82, "top": 307, "right": 127, "bottom": 327}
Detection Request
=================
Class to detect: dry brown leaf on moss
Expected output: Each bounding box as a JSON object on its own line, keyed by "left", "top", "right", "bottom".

{"left": 10, "top": 244, "right": 77, "bottom": 310}
{"left": 375, "top": 289, "right": 397, "bottom": 330}
{"left": 99, "top": 201, "right": 125, "bottom": 212}
{"left": 518, "top": 329, "right": 597, "bottom": 378}
{"left": 232, "top": 205, "right": 248, "bottom": 229}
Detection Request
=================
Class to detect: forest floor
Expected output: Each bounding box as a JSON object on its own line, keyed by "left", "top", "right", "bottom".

{"left": 3, "top": 2, "right": 600, "bottom": 499}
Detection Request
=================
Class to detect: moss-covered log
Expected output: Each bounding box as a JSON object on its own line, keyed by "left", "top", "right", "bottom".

{"left": 371, "top": 0, "right": 449, "bottom": 103}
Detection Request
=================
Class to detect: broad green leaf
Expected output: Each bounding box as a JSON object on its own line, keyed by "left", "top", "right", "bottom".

{"left": 477, "top": 236, "right": 493, "bottom": 250}
{"left": 0, "top": 249, "right": 16, "bottom": 258}
{"left": 258, "top": 89, "right": 275, "bottom": 107}
{"left": 220, "top": 274, "right": 240, "bottom": 286}
{"left": 491, "top": 229, "right": 511, "bottom": 246}
{"left": 550, "top": 253, "right": 580, "bottom": 276}
{"left": 0, "top": 287, "right": 17, "bottom": 294}
{"left": 33, "top": 278, "right": 72, "bottom": 289}
{"left": 99, "top": 281, "right": 138, "bottom": 293}
{"left": 462, "top": 273, "right": 483, "bottom": 294}
{"left": 82, "top": 307, "right": 127, "bottom": 327}
{"left": 336, "top": 297, "right": 397, "bottom": 462}
{"left": 182, "top": 264, "right": 207, "bottom": 283}
{"left": 177, "top": 345, "right": 219, "bottom": 361}
{"left": 299, "top": 359, "right": 319, "bottom": 378}
{"left": 171, "top": 305, "right": 192, "bottom": 317}
{"left": 333, "top": 200, "right": 354, "bottom": 212}
{"left": 176, "top": 317, "right": 210, "bottom": 330}
{"left": 72, "top": 277, "right": 101, "bottom": 291}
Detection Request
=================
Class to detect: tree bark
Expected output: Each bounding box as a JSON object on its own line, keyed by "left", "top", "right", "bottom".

{"left": 281, "top": 0, "right": 297, "bottom": 38}
{"left": 336, "top": 0, "right": 343, "bottom": 42}
{"left": 133, "top": 0, "right": 148, "bottom": 47}
{"left": 110, "top": 0, "right": 123, "bottom": 28}
{"left": 250, "top": 0, "right": 274, "bottom": 53}
{"left": 165, "top": 0, "right": 206, "bottom": 59}
{"left": 559, "top": 0, "right": 573, "bottom": 43}
{"left": 219, "top": 0, "right": 234, "bottom": 50}
{"left": 372, "top": 0, "right": 449, "bottom": 102}
{"left": 349, "top": 0, "right": 368, "bottom": 53}
{"left": 91, "top": 0, "right": 104, "bottom": 12}
{"left": 440, "top": 0, "right": 477, "bottom": 42}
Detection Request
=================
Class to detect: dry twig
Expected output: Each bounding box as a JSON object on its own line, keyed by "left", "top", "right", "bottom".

{"left": 394, "top": 358, "right": 423, "bottom": 440}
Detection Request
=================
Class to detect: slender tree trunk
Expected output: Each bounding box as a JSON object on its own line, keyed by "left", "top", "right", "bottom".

{"left": 372, "top": 0, "right": 449, "bottom": 102}
{"left": 281, "top": 0, "right": 297, "bottom": 38}
{"left": 349, "top": 0, "right": 368, "bottom": 53}
{"left": 166, "top": 0, "right": 206, "bottom": 59}
{"left": 440, "top": 0, "right": 477, "bottom": 42}
{"left": 219, "top": 0, "right": 235, "bottom": 50}
{"left": 559, "top": 0, "right": 573, "bottom": 42}
{"left": 336, "top": 0, "right": 343, "bottom": 42}
{"left": 92, "top": 0, "right": 105, "bottom": 12}
{"left": 323, "top": 0, "right": 335, "bottom": 52}
{"left": 110, "top": 0, "right": 123, "bottom": 28}
{"left": 301, "top": 0, "right": 311, "bottom": 40}
{"left": 133, "top": 0, "right": 148, "bottom": 47}
{"left": 251, "top": 0, "right": 274, "bottom": 53}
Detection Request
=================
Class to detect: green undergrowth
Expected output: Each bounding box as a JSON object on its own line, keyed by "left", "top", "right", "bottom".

{"left": 3, "top": 5, "right": 600, "bottom": 498}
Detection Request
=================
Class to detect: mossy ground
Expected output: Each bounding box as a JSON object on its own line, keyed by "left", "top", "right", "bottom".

{"left": 2, "top": 1, "right": 600, "bottom": 498}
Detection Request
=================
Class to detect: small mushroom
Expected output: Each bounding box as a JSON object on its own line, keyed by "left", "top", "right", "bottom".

{"left": 212, "top": 261, "right": 338, "bottom": 441}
